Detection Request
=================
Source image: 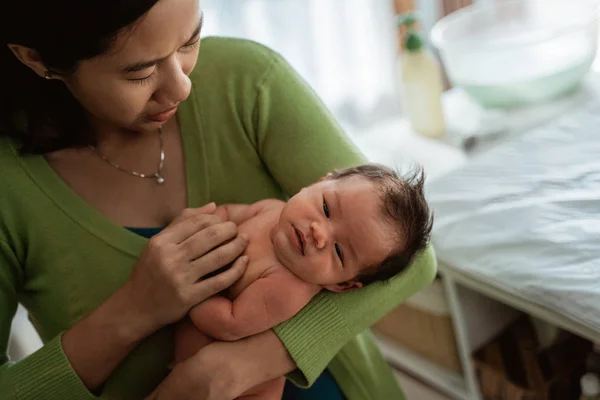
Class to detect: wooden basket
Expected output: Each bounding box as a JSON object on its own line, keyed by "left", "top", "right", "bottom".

{"left": 473, "top": 316, "right": 591, "bottom": 400}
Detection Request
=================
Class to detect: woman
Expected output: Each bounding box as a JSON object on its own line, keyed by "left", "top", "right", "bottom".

{"left": 0, "top": 0, "right": 436, "bottom": 399}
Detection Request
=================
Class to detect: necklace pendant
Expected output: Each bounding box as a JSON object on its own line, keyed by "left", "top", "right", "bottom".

{"left": 90, "top": 128, "right": 166, "bottom": 184}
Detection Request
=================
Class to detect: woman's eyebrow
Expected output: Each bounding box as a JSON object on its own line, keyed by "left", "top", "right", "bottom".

{"left": 121, "top": 11, "right": 204, "bottom": 73}
{"left": 122, "top": 56, "right": 167, "bottom": 73}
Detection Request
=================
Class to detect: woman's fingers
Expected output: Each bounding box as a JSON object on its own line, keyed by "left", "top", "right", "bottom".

{"left": 191, "top": 255, "right": 249, "bottom": 303}
{"left": 188, "top": 233, "right": 249, "bottom": 282}
{"left": 125, "top": 203, "right": 244, "bottom": 329}
{"left": 194, "top": 202, "right": 217, "bottom": 214}
{"left": 162, "top": 212, "right": 223, "bottom": 244}
{"left": 178, "top": 203, "right": 218, "bottom": 219}
{"left": 180, "top": 221, "right": 239, "bottom": 260}
{"left": 170, "top": 203, "right": 218, "bottom": 224}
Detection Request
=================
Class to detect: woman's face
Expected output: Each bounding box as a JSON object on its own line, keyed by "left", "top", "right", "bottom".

{"left": 65, "top": 0, "right": 202, "bottom": 133}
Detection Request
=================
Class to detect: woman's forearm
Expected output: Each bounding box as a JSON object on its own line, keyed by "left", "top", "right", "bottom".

{"left": 61, "top": 284, "right": 158, "bottom": 391}
{"left": 192, "top": 329, "right": 295, "bottom": 398}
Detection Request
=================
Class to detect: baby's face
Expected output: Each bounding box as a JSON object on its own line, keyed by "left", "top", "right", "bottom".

{"left": 270, "top": 175, "right": 397, "bottom": 292}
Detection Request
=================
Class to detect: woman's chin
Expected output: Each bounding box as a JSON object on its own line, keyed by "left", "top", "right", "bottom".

{"left": 129, "top": 117, "right": 173, "bottom": 133}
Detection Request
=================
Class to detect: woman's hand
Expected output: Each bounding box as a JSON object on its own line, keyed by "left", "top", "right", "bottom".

{"left": 145, "top": 356, "right": 230, "bottom": 400}
{"left": 147, "top": 330, "right": 296, "bottom": 400}
{"left": 61, "top": 203, "right": 249, "bottom": 391}
{"left": 123, "top": 203, "right": 250, "bottom": 335}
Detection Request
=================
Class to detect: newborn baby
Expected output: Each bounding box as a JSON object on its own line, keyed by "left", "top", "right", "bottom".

{"left": 173, "top": 163, "right": 433, "bottom": 399}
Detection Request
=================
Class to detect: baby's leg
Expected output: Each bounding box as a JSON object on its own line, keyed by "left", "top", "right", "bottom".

{"left": 236, "top": 377, "right": 285, "bottom": 400}
{"left": 172, "top": 317, "right": 214, "bottom": 364}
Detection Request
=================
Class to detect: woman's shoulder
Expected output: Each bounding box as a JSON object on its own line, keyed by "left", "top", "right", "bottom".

{"left": 0, "top": 136, "right": 27, "bottom": 183}
{"left": 191, "top": 36, "right": 285, "bottom": 86}
{"left": 200, "top": 36, "right": 280, "bottom": 59}
{"left": 0, "top": 136, "right": 34, "bottom": 239}
{"left": 0, "top": 136, "right": 45, "bottom": 212}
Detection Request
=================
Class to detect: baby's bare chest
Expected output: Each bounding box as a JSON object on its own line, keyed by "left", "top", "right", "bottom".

{"left": 226, "top": 209, "right": 283, "bottom": 298}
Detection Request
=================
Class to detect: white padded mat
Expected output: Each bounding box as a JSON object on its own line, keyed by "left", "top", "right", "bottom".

{"left": 427, "top": 97, "right": 600, "bottom": 333}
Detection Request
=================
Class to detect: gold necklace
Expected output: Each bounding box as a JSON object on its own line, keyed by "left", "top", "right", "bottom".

{"left": 88, "top": 128, "right": 165, "bottom": 184}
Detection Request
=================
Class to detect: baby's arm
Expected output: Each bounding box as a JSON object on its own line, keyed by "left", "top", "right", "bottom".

{"left": 215, "top": 199, "right": 283, "bottom": 225}
{"left": 188, "top": 270, "right": 320, "bottom": 341}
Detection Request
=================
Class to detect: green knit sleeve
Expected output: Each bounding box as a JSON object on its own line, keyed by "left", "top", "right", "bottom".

{"left": 253, "top": 52, "right": 438, "bottom": 386}
{"left": 253, "top": 54, "right": 367, "bottom": 196}
{"left": 0, "top": 240, "right": 97, "bottom": 399}
{"left": 278, "top": 247, "right": 437, "bottom": 386}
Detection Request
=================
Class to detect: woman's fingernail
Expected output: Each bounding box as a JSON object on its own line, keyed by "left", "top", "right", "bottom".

{"left": 241, "top": 233, "right": 249, "bottom": 241}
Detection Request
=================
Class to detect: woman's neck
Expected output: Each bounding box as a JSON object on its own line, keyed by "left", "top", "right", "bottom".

{"left": 87, "top": 116, "right": 174, "bottom": 161}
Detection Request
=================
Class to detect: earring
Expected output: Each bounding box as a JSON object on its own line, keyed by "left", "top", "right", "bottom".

{"left": 44, "top": 70, "right": 52, "bottom": 80}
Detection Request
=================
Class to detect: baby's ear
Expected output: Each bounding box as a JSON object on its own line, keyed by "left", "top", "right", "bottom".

{"left": 318, "top": 173, "right": 333, "bottom": 182}
{"left": 323, "top": 280, "right": 362, "bottom": 293}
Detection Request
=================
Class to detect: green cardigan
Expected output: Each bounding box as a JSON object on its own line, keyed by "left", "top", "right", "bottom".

{"left": 0, "top": 37, "right": 436, "bottom": 399}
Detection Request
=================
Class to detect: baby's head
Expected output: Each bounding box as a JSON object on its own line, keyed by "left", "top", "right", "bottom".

{"left": 270, "top": 163, "right": 433, "bottom": 292}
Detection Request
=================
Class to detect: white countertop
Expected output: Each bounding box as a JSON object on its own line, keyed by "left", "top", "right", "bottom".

{"left": 351, "top": 72, "right": 600, "bottom": 185}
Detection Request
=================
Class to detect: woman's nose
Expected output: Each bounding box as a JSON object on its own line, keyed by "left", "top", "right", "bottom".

{"left": 310, "top": 221, "right": 329, "bottom": 249}
{"left": 154, "top": 59, "right": 192, "bottom": 105}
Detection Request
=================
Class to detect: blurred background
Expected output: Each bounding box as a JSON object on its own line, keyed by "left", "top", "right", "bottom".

{"left": 200, "top": 0, "right": 600, "bottom": 135}
{"left": 200, "top": 0, "right": 473, "bottom": 132}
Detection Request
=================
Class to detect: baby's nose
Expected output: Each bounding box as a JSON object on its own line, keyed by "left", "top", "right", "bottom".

{"left": 310, "top": 221, "right": 328, "bottom": 249}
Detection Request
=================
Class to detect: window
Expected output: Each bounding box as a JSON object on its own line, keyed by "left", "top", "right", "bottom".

{"left": 201, "top": 0, "right": 402, "bottom": 132}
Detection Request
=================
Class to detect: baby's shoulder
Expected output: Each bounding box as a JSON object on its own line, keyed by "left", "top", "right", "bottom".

{"left": 237, "top": 199, "right": 284, "bottom": 240}
{"left": 244, "top": 199, "right": 285, "bottom": 222}
{"left": 254, "top": 198, "right": 286, "bottom": 212}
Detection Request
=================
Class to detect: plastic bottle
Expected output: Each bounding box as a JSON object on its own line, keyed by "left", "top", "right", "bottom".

{"left": 397, "top": 13, "right": 446, "bottom": 138}
{"left": 580, "top": 373, "right": 600, "bottom": 400}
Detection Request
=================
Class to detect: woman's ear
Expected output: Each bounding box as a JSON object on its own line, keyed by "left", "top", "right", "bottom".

{"left": 7, "top": 44, "right": 55, "bottom": 79}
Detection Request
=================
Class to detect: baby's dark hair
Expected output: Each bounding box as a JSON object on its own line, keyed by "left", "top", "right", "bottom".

{"left": 329, "top": 163, "right": 433, "bottom": 285}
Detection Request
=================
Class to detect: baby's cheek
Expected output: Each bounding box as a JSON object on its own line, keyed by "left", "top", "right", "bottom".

{"left": 312, "top": 256, "right": 331, "bottom": 277}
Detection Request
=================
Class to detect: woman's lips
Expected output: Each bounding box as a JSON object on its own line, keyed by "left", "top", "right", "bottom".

{"left": 146, "top": 106, "right": 178, "bottom": 122}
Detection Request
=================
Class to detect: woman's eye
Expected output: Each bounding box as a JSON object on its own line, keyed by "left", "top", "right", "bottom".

{"left": 182, "top": 36, "right": 201, "bottom": 51}
{"left": 128, "top": 70, "right": 155, "bottom": 85}
{"left": 323, "top": 199, "right": 330, "bottom": 218}
{"left": 182, "top": 11, "right": 203, "bottom": 51}
{"left": 335, "top": 243, "right": 344, "bottom": 262}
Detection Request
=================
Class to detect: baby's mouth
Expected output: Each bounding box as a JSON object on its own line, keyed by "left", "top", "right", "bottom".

{"left": 294, "top": 227, "right": 305, "bottom": 255}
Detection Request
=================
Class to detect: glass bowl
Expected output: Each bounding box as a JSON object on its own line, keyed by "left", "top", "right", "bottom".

{"left": 431, "top": 0, "right": 600, "bottom": 108}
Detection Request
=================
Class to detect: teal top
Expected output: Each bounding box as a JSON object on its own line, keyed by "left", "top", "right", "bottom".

{"left": 126, "top": 227, "right": 163, "bottom": 237}
{"left": 0, "top": 37, "right": 437, "bottom": 399}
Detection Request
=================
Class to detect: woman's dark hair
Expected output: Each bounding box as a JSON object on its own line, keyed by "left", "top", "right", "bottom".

{"left": 0, "top": 1, "right": 159, "bottom": 154}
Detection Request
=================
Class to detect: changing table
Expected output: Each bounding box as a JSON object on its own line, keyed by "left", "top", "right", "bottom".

{"left": 353, "top": 73, "right": 600, "bottom": 400}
